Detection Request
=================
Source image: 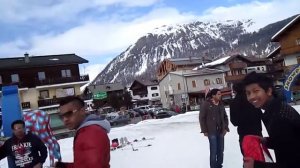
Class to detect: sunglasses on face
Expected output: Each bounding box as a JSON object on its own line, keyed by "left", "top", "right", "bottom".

{"left": 59, "top": 108, "right": 81, "bottom": 119}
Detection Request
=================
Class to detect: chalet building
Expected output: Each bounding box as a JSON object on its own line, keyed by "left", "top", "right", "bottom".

{"left": 129, "top": 79, "right": 161, "bottom": 106}
{"left": 198, "top": 54, "right": 270, "bottom": 86}
{"left": 0, "top": 53, "right": 89, "bottom": 134}
{"left": 159, "top": 68, "right": 227, "bottom": 110}
{"left": 156, "top": 57, "right": 211, "bottom": 81}
{"left": 267, "top": 47, "right": 285, "bottom": 84}
{"left": 269, "top": 14, "right": 300, "bottom": 100}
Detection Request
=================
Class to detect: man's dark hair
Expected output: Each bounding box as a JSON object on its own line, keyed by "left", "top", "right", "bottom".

{"left": 59, "top": 96, "right": 85, "bottom": 108}
{"left": 243, "top": 72, "right": 274, "bottom": 93}
{"left": 11, "top": 120, "right": 25, "bottom": 129}
{"left": 210, "top": 88, "right": 221, "bottom": 96}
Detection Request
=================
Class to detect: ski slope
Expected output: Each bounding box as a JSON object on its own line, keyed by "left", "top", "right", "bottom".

{"left": 0, "top": 106, "right": 299, "bottom": 168}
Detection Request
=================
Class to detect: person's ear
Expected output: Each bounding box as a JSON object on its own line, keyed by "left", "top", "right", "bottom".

{"left": 267, "top": 87, "right": 272, "bottom": 96}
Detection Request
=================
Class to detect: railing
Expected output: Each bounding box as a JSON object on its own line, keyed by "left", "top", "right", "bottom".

{"left": 38, "top": 98, "right": 61, "bottom": 107}
{"left": 225, "top": 74, "right": 246, "bottom": 82}
{"left": 21, "top": 102, "right": 31, "bottom": 109}
{"left": 228, "top": 62, "right": 247, "bottom": 69}
{"left": 35, "top": 75, "right": 89, "bottom": 86}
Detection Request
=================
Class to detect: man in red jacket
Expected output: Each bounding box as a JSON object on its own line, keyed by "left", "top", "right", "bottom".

{"left": 55, "top": 96, "right": 111, "bottom": 168}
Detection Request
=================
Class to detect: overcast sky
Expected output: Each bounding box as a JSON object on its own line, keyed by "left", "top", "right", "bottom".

{"left": 0, "top": 0, "right": 299, "bottom": 81}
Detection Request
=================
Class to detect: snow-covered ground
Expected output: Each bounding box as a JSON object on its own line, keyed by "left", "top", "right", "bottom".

{"left": 1, "top": 105, "right": 300, "bottom": 168}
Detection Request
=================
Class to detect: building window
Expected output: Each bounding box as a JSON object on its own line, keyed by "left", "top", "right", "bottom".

{"left": 61, "top": 69, "right": 71, "bottom": 77}
{"left": 204, "top": 79, "right": 210, "bottom": 86}
{"left": 38, "top": 72, "right": 46, "bottom": 80}
{"left": 178, "top": 83, "right": 181, "bottom": 90}
{"left": 151, "top": 86, "right": 158, "bottom": 90}
{"left": 11, "top": 74, "right": 19, "bottom": 83}
{"left": 216, "top": 78, "right": 223, "bottom": 84}
{"left": 296, "top": 38, "right": 300, "bottom": 45}
{"left": 40, "top": 90, "right": 49, "bottom": 99}
{"left": 152, "top": 93, "right": 159, "bottom": 97}
{"left": 0, "top": 75, "right": 2, "bottom": 84}
{"left": 64, "top": 87, "right": 75, "bottom": 96}
{"left": 192, "top": 80, "right": 196, "bottom": 88}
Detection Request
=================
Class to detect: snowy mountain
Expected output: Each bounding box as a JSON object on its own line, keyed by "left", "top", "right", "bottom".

{"left": 92, "top": 15, "right": 296, "bottom": 86}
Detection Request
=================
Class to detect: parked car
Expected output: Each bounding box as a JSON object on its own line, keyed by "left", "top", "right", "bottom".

{"left": 106, "top": 113, "right": 130, "bottom": 126}
{"left": 137, "top": 105, "right": 152, "bottom": 112}
{"left": 100, "top": 106, "right": 115, "bottom": 114}
{"left": 133, "top": 108, "right": 148, "bottom": 116}
{"left": 127, "top": 109, "right": 141, "bottom": 118}
{"left": 133, "top": 108, "right": 151, "bottom": 120}
{"left": 152, "top": 107, "right": 171, "bottom": 116}
{"left": 155, "top": 110, "right": 178, "bottom": 119}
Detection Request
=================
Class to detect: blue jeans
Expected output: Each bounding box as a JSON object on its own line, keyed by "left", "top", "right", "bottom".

{"left": 208, "top": 134, "right": 224, "bottom": 168}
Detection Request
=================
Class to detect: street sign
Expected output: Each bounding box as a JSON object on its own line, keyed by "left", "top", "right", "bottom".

{"left": 93, "top": 91, "right": 107, "bottom": 100}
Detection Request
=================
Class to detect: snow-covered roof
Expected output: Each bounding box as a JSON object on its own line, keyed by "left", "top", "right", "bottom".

{"left": 271, "top": 14, "right": 300, "bottom": 42}
{"left": 205, "top": 56, "right": 231, "bottom": 67}
{"left": 168, "top": 57, "right": 211, "bottom": 66}
{"left": 193, "top": 56, "right": 231, "bottom": 70}
{"left": 170, "top": 68, "right": 224, "bottom": 77}
{"left": 80, "top": 82, "right": 90, "bottom": 93}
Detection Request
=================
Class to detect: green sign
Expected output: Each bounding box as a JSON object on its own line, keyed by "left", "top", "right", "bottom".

{"left": 93, "top": 91, "right": 107, "bottom": 100}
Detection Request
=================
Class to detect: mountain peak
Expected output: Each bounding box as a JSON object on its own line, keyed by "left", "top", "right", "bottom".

{"left": 92, "top": 16, "right": 294, "bottom": 86}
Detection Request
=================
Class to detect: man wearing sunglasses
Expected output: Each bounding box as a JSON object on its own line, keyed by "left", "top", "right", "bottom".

{"left": 55, "top": 96, "right": 111, "bottom": 168}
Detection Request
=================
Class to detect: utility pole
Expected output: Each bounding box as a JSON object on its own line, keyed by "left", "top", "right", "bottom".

{"left": 182, "top": 70, "right": 189, "bottom": 112}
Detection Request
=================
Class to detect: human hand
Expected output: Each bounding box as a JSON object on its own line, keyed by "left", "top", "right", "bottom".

{"left": 33, "top": 163, "right": 42, "bottom": 168}
{"left": 243, "top": 157, "right": 254, "bottom": 168}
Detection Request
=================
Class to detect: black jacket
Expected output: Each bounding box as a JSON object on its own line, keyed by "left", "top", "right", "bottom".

{"left": 0, "top": 132, "right": 47, "bottom": 168}
{"left": 254, "top": 98, "right": 300, "bottom": 168}
{"left": 230, "top": 95, "right": 262, "bottom": 137}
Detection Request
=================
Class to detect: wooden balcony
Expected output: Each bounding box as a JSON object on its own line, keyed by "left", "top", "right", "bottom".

{"left": 225, "top": 74, "right": 246, "bottom": 82}
{"left": 229, "top": 62, "right": 247, "bottom": 69}
{"left": 38, "top": 94, "right": 92, "bottom": 107}
{"left": 21, "top": 102, "right": 31, "bottom": 109}
{"left": 35, "top": 75, "right": 89, "bottom": 86}
{"left": 38, "top": 98, "right": 61, "bottom": 107}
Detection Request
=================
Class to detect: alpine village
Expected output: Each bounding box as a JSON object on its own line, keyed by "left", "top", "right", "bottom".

{"left": 0, "top": 14, "right": 299, "bottom": 139}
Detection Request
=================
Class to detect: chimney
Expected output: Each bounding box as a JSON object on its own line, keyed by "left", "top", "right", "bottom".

{"left": 24, "top": 52, "right": 30, "bottom": 63}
